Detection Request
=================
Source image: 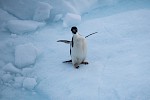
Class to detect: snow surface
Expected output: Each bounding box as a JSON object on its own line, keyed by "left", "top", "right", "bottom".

{"left": 0, "top": 0, "right": 150, "bottom": 100}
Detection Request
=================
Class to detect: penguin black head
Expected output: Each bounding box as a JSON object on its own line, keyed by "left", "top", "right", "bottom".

{"left": 71, "top": 26, "right": 78, "bottom": 34}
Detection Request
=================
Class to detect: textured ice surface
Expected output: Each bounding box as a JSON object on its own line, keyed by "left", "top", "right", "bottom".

{"left": 6, "top": 20, "right": 45, "bottom": 34}
{"left": 23, "top": 77, "right": 37, "bottom": 90}
{"left": 3, "top": 63, "right": 21, "bottom": 74}
{"left": 15, "top": 43, "right": 37, "bottom": 68}
{"left": 63, "top": 13, "right": 81, "bottom": 27}
{"left": 33, "top": 2, "right": 53, "bottom": 21}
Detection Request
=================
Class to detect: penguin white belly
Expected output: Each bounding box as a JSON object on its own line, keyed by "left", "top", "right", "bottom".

{"left": 71, "top": 36, "right": 87, "bottom": 66}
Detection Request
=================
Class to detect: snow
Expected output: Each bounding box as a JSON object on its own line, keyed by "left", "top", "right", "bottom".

{"left": 53, "top": 14, "right": 63, "bottom": 22}
{"left": 0, "top": 60, "right": 5, "bottom": 68}
{"left": 63, "top": 13, "right": 81, "bottom": 27}
{"left": 2, "top": 73, "right": 13, "bottom": 83}
{"left": 0, "top": 0, "right": 98, "bottom": 20}
{"left": 15, "top": 43, "right": 38, "bottom": 68}
{"left": 33, "top": 2, "right": 53, "bottom": 22}
{"left": 23, "top": 77, "right": 37, "bottom": 90}
{"left": 0, "top": 9, "right": 17, "bottom": 25}
{"left": 6, "top": 20, "right": 45, "bottom": 34}
{"left": 13, "top": 76, "right": 25, "bottom": 88}
{"left": 0, "top": 0, "right": 150, "bottom": 100}
{"left": 0, "top": 0, "right": 37, "bottom": 20}
{"left": 3, "top": 63, "right": 21, "bottom": 74}
{"left": 0, "top": 8, "right": 17, "bottom": 31}
{"left": 10, "top": 34, "right": 17, "bottom": 38}
{"left": 22, "top": 68, "right": 33, "bottom": 76}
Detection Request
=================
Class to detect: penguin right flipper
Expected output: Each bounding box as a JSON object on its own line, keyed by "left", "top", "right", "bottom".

{"left": 57, "top": 40, "right": 71, "bottom": 44}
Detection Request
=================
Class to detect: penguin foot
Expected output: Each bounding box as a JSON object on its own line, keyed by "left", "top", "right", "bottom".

{"left": 74, "top": 63, "right": 79, "bottom": 69}
{"left": 81, "top": 61, "right": 89, "bottom": 65}
{"left": 75, "top": 66, "right": 79, "bottom": 69}
{"left": 63, "top": 60, "right": 72, "bottom": 63}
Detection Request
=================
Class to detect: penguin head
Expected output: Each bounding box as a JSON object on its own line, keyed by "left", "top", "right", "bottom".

{"left": 71, "top": 26, "right": 78, "bottom": 34}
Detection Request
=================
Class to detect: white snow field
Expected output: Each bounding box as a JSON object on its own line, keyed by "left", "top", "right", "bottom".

{"left": 0, "top": 0, "right": 150, "bottom": 100}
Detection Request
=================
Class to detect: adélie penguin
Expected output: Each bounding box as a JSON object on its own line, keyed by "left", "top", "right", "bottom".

{"left": 70, "top": 26, "right": 88, "bottom": 68}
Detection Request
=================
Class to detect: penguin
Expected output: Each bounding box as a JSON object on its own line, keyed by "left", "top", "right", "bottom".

{"left": 70, "top": 26, "right": 88, "bottom": 68}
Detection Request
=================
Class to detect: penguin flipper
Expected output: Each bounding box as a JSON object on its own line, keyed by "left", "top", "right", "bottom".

{"left": 57, "top": 40, "right": 71, "bottom": 44}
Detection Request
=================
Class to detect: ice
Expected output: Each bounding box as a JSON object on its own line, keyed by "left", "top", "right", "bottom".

{"left": 15, "top": 43, "right": 37, "bottom": 68}
{"left": 10, "top": 34, "right": 17, "bottom": 38}
{"left": 0, "top": 0, "right": 37, "bottom": 20}
{"left": 0, "top": 60, "right": 5, "bottom": 68}
{"left": 63, "top": 0, "right": 98, "bottom": 14}
{"left": 13, "top": 76, "right": 25, "bottom": 88}
{"left": 0, "top": 9, "right": 17, "bottom": 25}
{"left": 53, "top": 14, "right": 63, "bottom": 22}
{"left": 97, "top": 0, "right": 119, "bottom": 7}
{"left": 0, "top": 0, "right": 120, "bottom": 21}
{"left": 63, "top": 13, "right": 81, "bottom": 27}
{"left": 0, "top": 8, "right": 17, "bottom": 31}
{"left": 33, "top": 2, "right": 53, "bottom": 22}
{"left": 6, "top": 20, "right": 45, "bottom": 34}
{"left": 23, "top": 77, "right": 37, "bottom": 90}
{"left": 3, "top": 63, "right": 21, "bottom": 74}
{"left": 0, "top": 69, "right": 5, "bottom": 77}
{"left": 2, "top": 73, "right": 13, "bottom": 83}
{"left": 22, "top": 68, "right": 33, "bottom": 76}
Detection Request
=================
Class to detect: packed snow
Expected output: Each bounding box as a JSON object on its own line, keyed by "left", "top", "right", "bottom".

{"left": 0, "top": 0, "right": 150, "bottom": 100}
